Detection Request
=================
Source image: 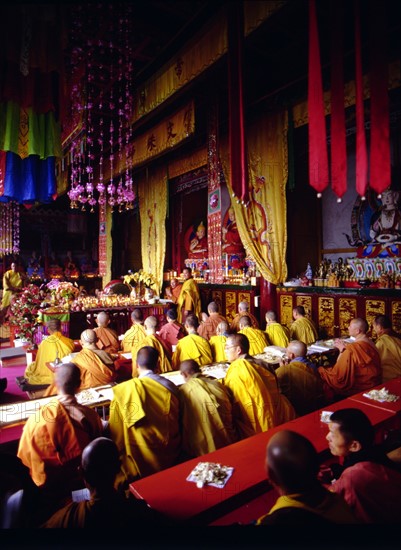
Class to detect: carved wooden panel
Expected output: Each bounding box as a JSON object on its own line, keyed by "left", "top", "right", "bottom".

{"left": 365, "top": 299, "right": 386, "bottom": 337}
{"left": 318, "top": 297, "right": 335, "bottom": 338}
{"left": 391, "top": 300, "right": 401, "bottom": 334}
{"left": 280, "top": 294, "right": 294, "bottom": 328}
{"left": 339, "top": 298, "right": 357, "bottom": 336}
{"left": 296, "top": 295, "right": 312, "bottom": 317}
{"left": 211, "top": 290, "right": 223, "bottom": 315}
{"left": 225, "top": 291, "right": 237, "bottom": 322}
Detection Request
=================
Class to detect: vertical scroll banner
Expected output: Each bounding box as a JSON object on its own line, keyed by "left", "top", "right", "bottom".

{"left": 369, "top": 0, "right": 391, "bottom": 194}
{"left": 330, "top": 0, "right": 347, "bottom": 199}
{"left": 98, "top": 207, "right": 107, "bottom": 277}
{"left": 227, "top": 2, "right": 248, "bottom": 203}
{"left": 354, "top": 0, "right": 368, "bottom": 198}
{"left": 308, "top": 0, "right": 329, "bottom": 194}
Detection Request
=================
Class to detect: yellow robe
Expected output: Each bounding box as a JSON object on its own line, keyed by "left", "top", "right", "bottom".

{"left": 177, "top": 277, "right": 202, "bottom": 323}
{"left": 108, "top": 376, "right": 180, "bottom": 486}
{"left": 230, "top": 312, "right": 259, "bottom": 332}
{"left": 179, "top": 373, "right": 237, "bottom": 457}
{"left": 121, "top": 323, "right": 147, "bottom": 352}
{"left": 223, "top": 357, "right": 296, "bottom": 439}
{"left": 172, "top": 333, "right": 213, "bottom": 370}
{"left": 265, "top": 322, "right": 290, "bottom": 348}
{"left": 25, "top": 331, "right": 75, "bottom": 385}
{"left": 375, "top": 333, "right": 401, "bottom": 382}
{"left": 256, "top": 490, "right": 357, "bottom": 524}
{"left": 238, "top": 326, "right": 269, "bottom": 355}
{"left": 290, "top": 317, "right": 318, "bottom": 345}
{"left": 1, "top": 269, "right": 23, "bottom": 308}
{"left": 131, "top": 334, "right": 173, "bottom": 377}
{"left": 209, "top": 334, "right": 227, "bottom": 363}
{"left": 275, "top": 360, "right": 325, "bottom": 416}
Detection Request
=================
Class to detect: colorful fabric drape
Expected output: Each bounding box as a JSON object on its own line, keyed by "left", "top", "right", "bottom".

{"left": 221, "top": 110, "right": 288, "bottom": 285}
{"left": 308, "top": 0, "right": 329, "bottom": 194}
{"left": 330, "top": 0, "right": 347, "bottom": 199}
{"left": 138, "top": 166, "right": 168, "bottom": 295}
{"left": 0, "top": 6, "right": 65, "bottom": 203}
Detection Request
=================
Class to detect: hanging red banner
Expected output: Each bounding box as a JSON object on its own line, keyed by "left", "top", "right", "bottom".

{"left": 330, "top": 1, "right": 347, "bottom": 199}
{"left": 354, "top": 0, "right": 368, "bottom": 198}
{"left": 308, "top": 0, "right": 329, "bottom": 194}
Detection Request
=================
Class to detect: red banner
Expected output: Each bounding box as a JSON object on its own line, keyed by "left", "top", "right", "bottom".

{"left": 308, "top": 0, "right": 329, "bottom": 194}
{"left": 354, "top": 0, "right": 368, "bottom": 197}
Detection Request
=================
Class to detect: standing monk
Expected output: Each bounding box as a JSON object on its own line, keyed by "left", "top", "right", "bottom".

{"left": 1, "top": 262, "right": 24, "bottom": 322}
{"left": 177, "top": 266, "right": 201, "bottom": 324}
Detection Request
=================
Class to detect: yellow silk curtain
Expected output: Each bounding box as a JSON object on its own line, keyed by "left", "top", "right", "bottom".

{"left": 221, "top": 110, "right": 288, "bottom": 285}
{"left": 138, "top": 166, "right": 168, "bottom": 295}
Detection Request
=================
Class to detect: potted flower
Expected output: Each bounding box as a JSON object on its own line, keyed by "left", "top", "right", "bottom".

{"left": 9, "top": 284, "right": 43, "bottom": 346}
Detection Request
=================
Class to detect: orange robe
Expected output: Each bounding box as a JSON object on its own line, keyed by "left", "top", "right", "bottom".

{"left": 223, "top": 357, "right": 296, "bottom": 439}
{"left": 131, "top": 333, "right": 173, "bottom": 377}
{"left": 230, "top": 312, "right": 259, "bottom": 332}
{"left": 94, "top": 326, "right": 119, "bottom": 353}
{"left": 73, "top": 348, "right": 116, "bottom": 390}
{"left": 17, "top": 397, "right": 103, "bottom": 490}
{"left": 318, "top": 340, "right": 382, "bottom": 397}
{"left": 198, "top": 313, "right": 228, "bottom": 340}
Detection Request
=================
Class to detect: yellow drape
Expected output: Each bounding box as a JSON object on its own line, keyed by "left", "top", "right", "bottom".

{"left": 221, "top": 110, "right": 288, "bottom": 284}
{"left": 138, "top": 166, "right": 167, "bottom": 296}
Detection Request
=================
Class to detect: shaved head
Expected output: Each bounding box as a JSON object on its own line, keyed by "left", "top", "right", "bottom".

{"left": 180, "top": 359, "right": 201, "bottom": 377}
{"left": 137, "top": 346, "right": 159, "bottom": 371}
{"left": 287, "top": 340, "right": 307, "bottom": 358}
{"left": 46, "top": 319, "right": 61, "bottom": 333}
{"left": 266, "top": 430, "right": 319, "bottom": 494}
{"left": 239, "top": 315, "right": 252, "bottom": 329}
{"left": 96, "top": 311, "right": 110, "bottom": 326}
{"left": 55, "top": 363, "right": 81, "bottom": 395}
{"left": 144, "top": 315, "right": 158, "bottom": 331}
{"left": 81, "top": 437, "right": 120, "bottom": 488}
{"left": 131, "top": 308, "right": 144, "bottom": 323}
{"left": 217, "top": 321, "right": 228, "bottom": 335}
{"left": 81, "top": 329, "right": 98, "bottom": 345}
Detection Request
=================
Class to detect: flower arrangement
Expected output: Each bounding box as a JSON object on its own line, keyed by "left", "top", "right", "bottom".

{"left": 9, "top": 284, "right": 43, "bottom": 343}
{"left": 123, "top": 270, "right": 158, "bottom": 291}
{"left": 47, "top": 279, "right": 80, "bottom": 302}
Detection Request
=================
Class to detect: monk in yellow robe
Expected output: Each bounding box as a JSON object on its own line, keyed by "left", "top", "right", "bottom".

{"left": 265, "top": 310, "right": 290, "bottom": 348}
{"left": 290, "top": 306, "right": 318, "bottom": 345}
{"left": 172, "top": 314, "right": 213, "bottom": 370}
{"left": 198, "top": 301, "right": 228, "bottom": 340}
{"left": 223, "top": 333, "right": 296, "bottom": 439}
{"left": 179, "top": 360, "right": 237, "bottom": 457}
{"left": 17, "top": 364, "right": 103, "bottom": 514}
{"left": 209, "top": 321, "right": 229, "bottom": 362}
{"left": 230, "top": 300, "right": 259, "bottom": 332}
{"left": 131, "top": 315, "right": 172, "bottom": 377}
{"left": 121, "top": 308, "right": 147, "bottom": 352}
{"left": 318, "top": 318, "right": 381, "bottom": 397}
{"left": 1, "top": 262, "right": 24, "bottom": 321}
{"left": 238, "top": 316, "right": 269, "bottom": 355}
{"left": 373, "top": 314, "right": 401, "bottom": 382}
{"left": 94, "top": 311, "right": 119, "bottom": 353}
{"left": 275, "top": 341, "right": 325, "bottom": 416}
{"left": 24, "top": 319, "right": 75, "bottom": 385}
{"left": 177, "top": 266, "right": 201, "bottom": 323}
{"left": 109, "top": 347, "right": 181, "bottom": 488}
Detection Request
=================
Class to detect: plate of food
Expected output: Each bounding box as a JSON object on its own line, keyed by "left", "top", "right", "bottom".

{"left": 187, "top": 462, "right": 234, "bottom": 488}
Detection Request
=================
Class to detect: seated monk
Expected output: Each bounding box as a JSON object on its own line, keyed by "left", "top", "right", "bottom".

{"left": 44, "top": 329, "right": 116, "bottom": 396}
{"left": 120, "top": 308, "right": 147, "bottom": 352}
{"left": 230, "top": 300, "right": 259, "bottom": 332}
{"left": 94, "top": 311, "right": 119, "bottom": 354}
{"left": 209, "top": 321, "right": 230, "bottom": 363}
{"left": 17, "top": 364, "right": 104, "bottom": 518}
{"left": 238, "top": 315, "right": 269, "bottom": 355}
{"left": 198, "top": 301, "right": 228, "bottom": 341}
{"left": 157, "top": 308, "right": 186, "bottom": 354}
{"left": 172, "top": 314, "right": 213, "bottom": 370}
{"left": 131, "top": 316, "right": 173, "bottom": 377}
{"left": 24, "top": 319, "right": 75, "bottom": 386}
{"left": 164, "top": 278, "right": 182, "bottom": 304}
